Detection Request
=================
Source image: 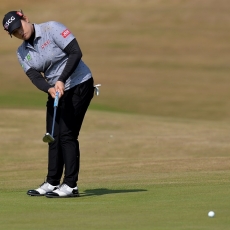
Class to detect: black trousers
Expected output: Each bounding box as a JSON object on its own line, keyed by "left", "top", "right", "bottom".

{"left": 46, "top": 77, "right": 94, "bottom": 188}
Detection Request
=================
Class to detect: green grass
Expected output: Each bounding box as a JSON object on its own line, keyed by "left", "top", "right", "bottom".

{"left": 0, "top": 109, "right": 230, "bottom": 229}
{"left": 0, "top": 91, "right": 47, "bottom": 108}
{"left": 1, "top": 0, "right": 230, "bottom": 229}
{"left": 0, "top": 181, "right": 229, "bottom": 230}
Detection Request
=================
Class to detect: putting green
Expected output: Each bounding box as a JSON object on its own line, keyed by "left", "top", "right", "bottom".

{"left": 0, "top": 109, "right": 229, "bottom": 229}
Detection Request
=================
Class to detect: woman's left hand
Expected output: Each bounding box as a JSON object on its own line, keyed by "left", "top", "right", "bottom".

{"left": 55, "top": 81, "right": 65, "bottom": 97}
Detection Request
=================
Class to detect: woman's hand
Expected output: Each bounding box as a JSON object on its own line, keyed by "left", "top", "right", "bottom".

{"left": 55, "top": 81, "right": 65, "bottom": 97}
{"left": 48, "top": 81, "right": 65, "bottom": 98}
{"left": 48, "top": 87, "right": 57, "bottom": 98}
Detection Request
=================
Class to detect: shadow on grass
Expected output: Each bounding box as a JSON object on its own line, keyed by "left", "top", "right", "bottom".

{"left": 80, "top": 188, "right": 147, "bottom": 197}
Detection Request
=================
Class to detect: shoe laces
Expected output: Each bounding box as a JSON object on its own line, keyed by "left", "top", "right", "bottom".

{"left": 59, "top": 183, "right": 68, "bottom": 189}
{"left": 39, "top": 181, "right": 47, "bottom": 188}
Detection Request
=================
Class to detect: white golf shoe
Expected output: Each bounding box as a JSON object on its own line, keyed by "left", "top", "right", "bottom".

{"left": 27, "top": 182, "right": 59, "bottom": 196}
{"left": 45, "top": 183, "right": 79, "bottom": 198}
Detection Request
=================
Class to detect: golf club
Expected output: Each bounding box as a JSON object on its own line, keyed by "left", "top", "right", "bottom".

{"left": 42, "top": 91, "right": 59, "bottom": 143}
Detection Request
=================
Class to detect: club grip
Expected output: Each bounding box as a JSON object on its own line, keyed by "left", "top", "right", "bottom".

{"left": 54, "top": 92, "right": 59, "bottom": 107}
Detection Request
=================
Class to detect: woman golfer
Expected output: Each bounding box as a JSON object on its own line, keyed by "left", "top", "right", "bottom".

{"left": 2, "top": 10, "right": 95, "bottom": 198}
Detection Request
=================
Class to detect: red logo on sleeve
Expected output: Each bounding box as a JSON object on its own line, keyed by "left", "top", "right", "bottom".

{"left": 61, "top": 29, "right": 71, "bottom": 38}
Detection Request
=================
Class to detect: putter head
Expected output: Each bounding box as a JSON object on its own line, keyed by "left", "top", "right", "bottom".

{"left": 43, "top": 133, "right": 55, "bottom": 143}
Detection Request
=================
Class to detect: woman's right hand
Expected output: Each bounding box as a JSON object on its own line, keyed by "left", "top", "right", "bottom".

{"left": 48, "top": 87, "right": 57, "bottom": 98}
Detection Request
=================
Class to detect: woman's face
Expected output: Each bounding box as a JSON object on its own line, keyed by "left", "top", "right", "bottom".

{"left": 12, "top": 18, "right": 34, "bottom": 40}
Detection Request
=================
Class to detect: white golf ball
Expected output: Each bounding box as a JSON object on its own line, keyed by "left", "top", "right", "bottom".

{"left": 208, "top": 211, "right": 215, "bottom": 218}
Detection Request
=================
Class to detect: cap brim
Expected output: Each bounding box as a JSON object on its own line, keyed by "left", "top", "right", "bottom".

{"left": 8, "top": 20, "right": 22, "bottom": 34}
